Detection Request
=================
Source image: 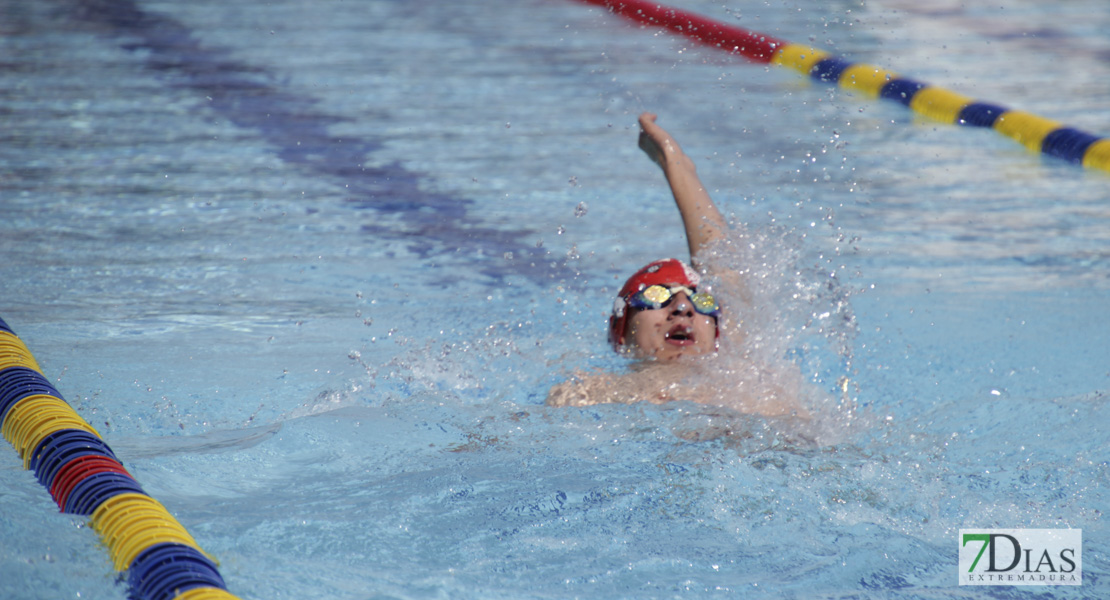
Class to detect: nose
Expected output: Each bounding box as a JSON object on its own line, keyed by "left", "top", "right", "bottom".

{"left": 669, "top": 293, "right": 694, "bottom": 317}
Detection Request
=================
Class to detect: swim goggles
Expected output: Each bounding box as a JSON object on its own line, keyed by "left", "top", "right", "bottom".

{"left": 626, "top": 285, "right": 720, "bottom": 318}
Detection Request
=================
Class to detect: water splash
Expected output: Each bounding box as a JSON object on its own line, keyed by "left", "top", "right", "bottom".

{"left": 691, "top": 219, "right": 860, "bottom": 439}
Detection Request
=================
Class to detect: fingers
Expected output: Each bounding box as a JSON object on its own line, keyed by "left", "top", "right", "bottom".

{"left": 638, "top": 113, "right": 665, "bottom": 139}
{"left": 639, "top": 114, "right": 677, "bottom": 148}
{"left": 637, "top": 113, "right": 683, "bottom": 169}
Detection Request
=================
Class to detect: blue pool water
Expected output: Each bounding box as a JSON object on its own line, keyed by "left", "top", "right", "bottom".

{"left": 2, "top": 0, "right": 1109, "bottom": 598}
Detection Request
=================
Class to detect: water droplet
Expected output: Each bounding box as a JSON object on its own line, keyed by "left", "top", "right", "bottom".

{"left": 574, "top": 202, "right": 588, "bottom": 218}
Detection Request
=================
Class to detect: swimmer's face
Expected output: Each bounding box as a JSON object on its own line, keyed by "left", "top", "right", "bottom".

{"left": 624, "top": 291, "right": 717, "bottom": 361}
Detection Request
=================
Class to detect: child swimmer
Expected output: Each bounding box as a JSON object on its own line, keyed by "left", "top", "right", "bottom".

{"left": 546, "top": 113, "right": 808, "bottom": 418}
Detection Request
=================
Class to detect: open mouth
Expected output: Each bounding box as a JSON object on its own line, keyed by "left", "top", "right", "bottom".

{"left": 664, "top": 324, "right": 696, "bottom": 346}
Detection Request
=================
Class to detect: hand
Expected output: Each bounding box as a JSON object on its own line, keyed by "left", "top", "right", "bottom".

{"left": 638, "top": 113, "right": 666, "bottom": 168}
{"left": 638, "top": 112, "right": 693, "bottom": 173}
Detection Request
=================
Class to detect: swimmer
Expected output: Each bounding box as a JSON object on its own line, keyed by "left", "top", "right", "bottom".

{"left": 547, "top": 113, "right": 806, "bottom": 418}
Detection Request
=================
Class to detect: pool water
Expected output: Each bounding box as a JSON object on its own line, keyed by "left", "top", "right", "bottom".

{"left": 2, "top": 0, "right": 1108, "bottom": 598}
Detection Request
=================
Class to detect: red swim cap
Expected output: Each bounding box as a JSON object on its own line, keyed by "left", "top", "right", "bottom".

{"left": 608, "top": 258, "right": 702, "bottom": 349}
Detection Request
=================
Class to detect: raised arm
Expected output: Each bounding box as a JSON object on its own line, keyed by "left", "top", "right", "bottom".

{"left": 637, "top": 113, "right": 728, "bottom": 266}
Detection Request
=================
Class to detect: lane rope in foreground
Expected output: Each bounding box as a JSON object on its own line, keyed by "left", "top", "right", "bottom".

{"left": 572, "top": 0, "right": 1110, "bottom": 173}
{"left": 0, "top": 316, "right": 239, "bottom": 600}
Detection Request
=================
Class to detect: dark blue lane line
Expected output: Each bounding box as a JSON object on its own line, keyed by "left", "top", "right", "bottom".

{"left": 68, "top": 0, "right": 566, "bottom": 283}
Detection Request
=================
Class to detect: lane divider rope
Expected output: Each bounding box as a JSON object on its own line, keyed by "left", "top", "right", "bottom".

{"left": 571, "top": 0, "right": 1110, "bottom": 173}
{"left": 0, "top": 316, "right": 240, "bottom": 600}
